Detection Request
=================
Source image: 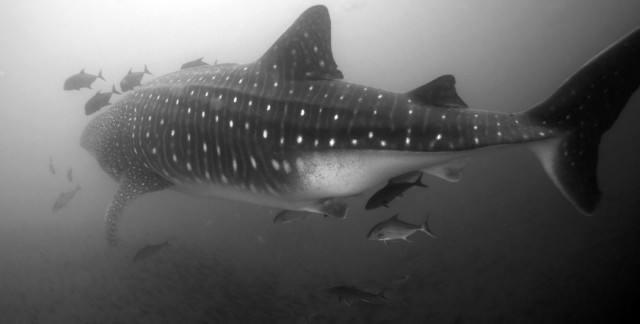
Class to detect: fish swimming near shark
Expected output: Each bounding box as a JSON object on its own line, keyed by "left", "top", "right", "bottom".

{"left": 63, "top": 69, "right": 105, "bottom": 90}
{"left": 367, "top": 213, "right": 436, "bottom": 244}
{"left": 181, "top": 57, "right": 211, "bottom": 70}
{"left": 272, "top": 210, "right": 329, "bottom": 224}
{"left": 85, "top": 85, "right": 121, "bottom": 115}
{"left": 328, "top": 285, "right": 390, "bottom": 306}
{"left": 52, "top": 185, "right": 81, "bottom": 212}
{"left": 49, "top": 157, "right": 56, "bottom": 175}
{"left": 133, "top": 240, "right": 170, "bottom": 262}
{"left": 80, "top": 5, "right": 640, "bottom": 246}
{"left": 119, "top": 65, "right": 152, "bottom": 92}
{"left": 365, "top": 173, "right": 428, "bottom": 210}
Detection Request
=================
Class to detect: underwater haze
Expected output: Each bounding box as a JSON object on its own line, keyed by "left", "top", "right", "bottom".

{"left": 1, "top": 0, "right": 640, "bottom": 323}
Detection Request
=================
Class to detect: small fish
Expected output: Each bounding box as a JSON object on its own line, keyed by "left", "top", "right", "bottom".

{"left": 52, "top": 185, "right": 81, "bottom": 212}
{"left": 272, "top": 210, "right": 329, "bottom": 224}
{"left": 367, "top": 213, "right": 436, "bottom": 244}
{"left": 120, "top": 65, "right": 152, "bottom": 92}
{"left": 84, "top": 85, "right": 121, "bottom": 115}
{"left": 365, "top": 173, "right": 428, "bottom": 210}
{"left": 180, "top": 57, "right": 210, "bottom": 70}
{"left": 63, "top": 69, "right": 105, "bottom": 90}
{"left": 328, "top": 285, "right": 390, "bottom": 306}
{"left": 49, "top": 157, "right": 56, "bottom": 175}
{"left": 388, "top": 273, "right": 411, "bottom": 286}
{"left": 388, "top": 170, "right": 423, "bottom": 184}
{"left": 66, "top": 166, "right": 73, "bottom": 182}
{"left": 133, "top": 240, "right": 170, "bottom": 262}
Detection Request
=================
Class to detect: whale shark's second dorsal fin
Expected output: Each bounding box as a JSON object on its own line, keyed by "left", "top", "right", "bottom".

{"left": 407, "top": 75, "right": 468, "bottom": 108}
{"left": 257, "top": 5, "right": 343, "bottom": 81}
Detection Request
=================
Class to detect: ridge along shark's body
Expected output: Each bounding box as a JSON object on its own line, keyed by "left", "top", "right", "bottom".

{"left": 81, "top": 5, "right": 640, "bottom": 246}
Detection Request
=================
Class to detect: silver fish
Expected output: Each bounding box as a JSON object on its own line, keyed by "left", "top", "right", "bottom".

{"left": 365, "top": 173, "right": 428, "bottom": 210}
{"left": 49, "top": 157, "right": 55, "bottom": 175}
{"left": 63, "top": 69, "right": 104, "bottom": 90}
{"left": 133, "top": 240, "right": 170, "bottom": 262}
{"left": 367, "top": 213, "right": 436, "bottom": 243}
{"left": 328, "top": 285, "right": 390, "bottom": 306}
{"left": 119, "top": 65, "right": 152, "bottom": 92}
{"left": 181, "top": 57, "right": 210, "bottom": 70}
{"left": 52, "top": 185, "right": 81, "bottom": 212}
{"left": 85, "top": 84, "right": 121, "bottom": 115}
{"left": 272, "top": 210, "right": 329, "bottom": 224}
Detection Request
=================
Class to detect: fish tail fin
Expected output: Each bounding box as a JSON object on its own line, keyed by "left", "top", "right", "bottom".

{"left": 112, "top": 84, "right": 121, "bottom": 95}
{"left": 378, "top": 290, "right": 391, "bottom": 302}
{"left": 97, "top": 70, "right": 105, "bottom": 81}
{"left": 420, "top": 212, "right": 437, "bottom": 238}
{"left": 144, "top": 64, "right": 152, "bottom": 75}
{"left": 524, "top": 27, "right": 640, "bottom": 215}
{"left": 413, "top": 173, "right": 428, "bottom": 188}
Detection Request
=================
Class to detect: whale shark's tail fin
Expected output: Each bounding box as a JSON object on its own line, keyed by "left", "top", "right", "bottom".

{"left": 525, "top": 27, "right": 640, "bottom": 215}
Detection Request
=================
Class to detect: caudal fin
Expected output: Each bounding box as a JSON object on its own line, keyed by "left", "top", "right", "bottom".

{"left": 525, "top": 27, "right": 640, "bottom": 215}
{"left": 420, "top": 212, "right": 437, "bottom": 238}
{"left": 111, "top": 84, "right": 121, "bottom": 95}
{"left": 412, "top": 173, "right": 429, "bottom": 188}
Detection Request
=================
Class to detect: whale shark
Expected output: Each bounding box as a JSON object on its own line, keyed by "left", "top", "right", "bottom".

{"left": 81, "top": 5, "right": 640, "bottom": 246}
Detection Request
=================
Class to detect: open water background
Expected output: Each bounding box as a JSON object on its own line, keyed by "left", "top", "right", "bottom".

{"left": 1, "top": 0, "right": 640, "bottom": 322}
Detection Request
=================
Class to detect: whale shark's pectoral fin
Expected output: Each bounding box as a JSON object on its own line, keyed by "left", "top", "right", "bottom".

{"left": 421, "top": 158, "right": 469, "bottom": 182}
{"left": 105, "top": 166, "right": 172, "bottom": 247}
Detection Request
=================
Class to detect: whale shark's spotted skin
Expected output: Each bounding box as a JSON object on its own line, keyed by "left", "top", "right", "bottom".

{"left": 81, "top": 6, "right": 640, "bottom": 246}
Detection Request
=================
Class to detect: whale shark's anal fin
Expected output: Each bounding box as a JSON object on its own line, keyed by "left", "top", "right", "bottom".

{"left": 105, "top": 166, "right": 172, "bottom": 247}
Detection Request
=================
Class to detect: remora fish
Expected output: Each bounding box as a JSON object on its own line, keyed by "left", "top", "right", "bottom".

{"left": 52, "top": 185, "right": 81, "bottom": 212}
{"left": 85, "top": 85, "right": 121, "bottom": 115}
{"left": 181, "top": 57, "right": 210, "bottom": 70}
{"left": 365, "top": 173, "right": 428, "bottom": 210}
{"left": 133, "top": 240, "right": 170, "bottom": 262}
{"left": 119, "top": 65, "right": 152, "bottom": 92}
{"left": 63, "top": 69, "right": 105, "bottom": 90}
{"left": 80, "top": 6, "right": 640, "bottom": 246}
{"left": 367, "top": 214, "right": 436, "bottom": 243}
{"left": 328, "top": 285, "right": 390, "bottom": 306}
{"left": 272, "top": 210, "right": 328, "bottom": 224}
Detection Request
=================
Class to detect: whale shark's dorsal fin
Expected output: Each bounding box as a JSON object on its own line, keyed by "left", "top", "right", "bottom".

{"left": 407, "top": 75, "right": 468, "bottom": 108}
{"left": 257, "top": 5, "right": 343, "bottom": 81}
